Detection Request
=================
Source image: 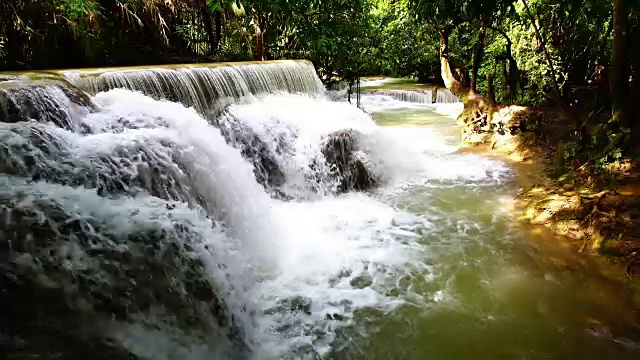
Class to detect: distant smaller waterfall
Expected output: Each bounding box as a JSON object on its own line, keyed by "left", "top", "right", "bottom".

{"left": 370, "top": 89, "right": 459, "bottom": 104}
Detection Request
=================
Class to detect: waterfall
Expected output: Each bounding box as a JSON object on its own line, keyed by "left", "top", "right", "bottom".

{"left": 371, "top": 89, "right": 433, "bottom": 103}
{"left": 1, "top": 61, "right": 510, "bottom": 359}
{"left": 435, "top": 89, "right": 460, "bottom": 103}
{"left": 370, "top": 89, "right": 459, "bottom": 104}
{"left": 0, "top": 87, "right": 283, "bottom": 358}
{"left": 63, "top": 60, "right": 325, "bottom": 116}
{"left": 0, "top": 61, "right": 389, "bottom": 359}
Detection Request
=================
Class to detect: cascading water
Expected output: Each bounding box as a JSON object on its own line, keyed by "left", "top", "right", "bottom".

{"left": 3, "top": 64, "right": 640, "bottom": 360}
{"left": 63, "top": 60, "right": 325, "bottom": 117}
{"left": 369, "top": 89, "right": 459, "bottom": 104}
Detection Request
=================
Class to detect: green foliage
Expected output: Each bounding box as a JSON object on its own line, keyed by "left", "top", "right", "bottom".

{"left": 207, "top": 0, "right": 245, "bottom": 15}
{"left": 242, "top": 0, "right": 377, "bottom": 83}
{"left": 507, "top": 16, "right": 563, "bottom": 105}
{"left": 207, "top": 0, "right": 223, "bottom": 12}
{"left": 374, "top": 0, "right": 439, "bottom": 79}
{"left": 407, "top": 0, "right": 465, "bottom": 28}
{"left": 54, "top": 0, "right": 101, "bottom": 23}
{"left": 590, "top": 122, "right": 630, "bottom": 165}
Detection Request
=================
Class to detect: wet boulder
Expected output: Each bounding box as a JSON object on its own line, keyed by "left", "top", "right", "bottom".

{"left": 0, "top": 189, "right": 244, "bottom": 358}
{"left": 0, "top": 122, "right": 205, "bottom": 209}
{"left": 321, "top": 129, "right": 378, "bottom": 193}
{"left": 0, "top": 81, "right": 95, "bottom": 131}
{"left": 217, "top": 114, "right": 286, "bottom": 191}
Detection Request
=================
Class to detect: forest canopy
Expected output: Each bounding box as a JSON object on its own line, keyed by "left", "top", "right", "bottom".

{"left": 1, "top": 1, "right": 636, "bottom": 104}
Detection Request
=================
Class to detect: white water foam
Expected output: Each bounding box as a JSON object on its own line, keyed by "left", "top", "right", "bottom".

{"left": 0, "top": 175, "right": 245, "bottom": 357}
{"left": 222, "top": 93, "right": 509, "bottom": 194}
{"left": 207, "top": 92, "right": 511, "bottom": 356}
{"left": 220, "top": 93, "right": 378, "bottom": 197}
{"left": 252, "top": 193, "right": 430, "bottom": 356}
{"left": 83, "top": 90, "right": 282, "bottom": 271}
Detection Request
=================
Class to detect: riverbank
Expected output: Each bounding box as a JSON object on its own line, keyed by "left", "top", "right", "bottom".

{"left": 457, "top": 104, "right": 640, "bottom": 279}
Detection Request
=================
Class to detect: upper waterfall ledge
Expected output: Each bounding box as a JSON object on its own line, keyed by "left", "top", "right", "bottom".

{"left": 2, "top": 60, "right": 325, "bottom": 114}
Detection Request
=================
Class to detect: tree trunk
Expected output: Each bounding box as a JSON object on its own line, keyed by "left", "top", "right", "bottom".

{"left": 438, "top": 26, "right": 466, "bottom": 96}
{"left": 487, "top": 72, "right": 496, "bottom": 105}
{"left": 201, "top": 3, "right": 216, "bottom": 55}
{"left": 470, "top": 15, "right": 489, "bottom": 94}
{"left": 215, "top": 9, "right": 222, "bottom": 52}
{"left": 630, "top": 24, "right": 640, "bottom": 137}
{"left": 501, "top": 61, "right": 512, "bottom": 103}
{"left": 255, "top": 14, "right": 267, "bottom": 61}
{"left": 610, "top": 0, "right": 629, "bottom": 125}
{"left": 490, "top": 26, "right": 519, "bottom": 103}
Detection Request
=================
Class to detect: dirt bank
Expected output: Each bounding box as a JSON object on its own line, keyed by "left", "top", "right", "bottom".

{"left": 457, "top": 104, "right": 640, "bottom": 279}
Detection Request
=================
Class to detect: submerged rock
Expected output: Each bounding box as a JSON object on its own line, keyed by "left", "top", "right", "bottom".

{"left": 0, "top": 189, "right": 245, "bottom": 358}
{"left": 264, "top": 296, "right": 313, "bottom": 316}
{"left": 321, "top": 129, "right": 378, "bottom": 193}
{"left": 283, "top": 343, "right": 322, "bottom": 360}
{"left": 349, "top": 274, "right": 373, "bottom": 289}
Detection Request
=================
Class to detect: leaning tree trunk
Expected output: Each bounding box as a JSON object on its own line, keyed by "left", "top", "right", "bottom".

{"left": 470, "top": 15, "right": 489, "bottom": 94}
{"left": 438, "top": 26, "right": 466, "bottom": 97}
{"left": 610, "top": 0, "right": 629, "bottom": 125}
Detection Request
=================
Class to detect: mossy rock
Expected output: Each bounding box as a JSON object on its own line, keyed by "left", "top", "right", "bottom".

{"left": 283, "top": 343, "right": 322, "bottom": 360}
{"left": 349, "top": 275, "right": 373, "bottom": 289}
{"left": 264, "top": 296, "right": 313, "bottom": 316}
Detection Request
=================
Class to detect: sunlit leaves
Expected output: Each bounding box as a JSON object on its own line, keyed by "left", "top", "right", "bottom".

{"left": 54, "top": 0, "right": 101, "bottom": 23}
